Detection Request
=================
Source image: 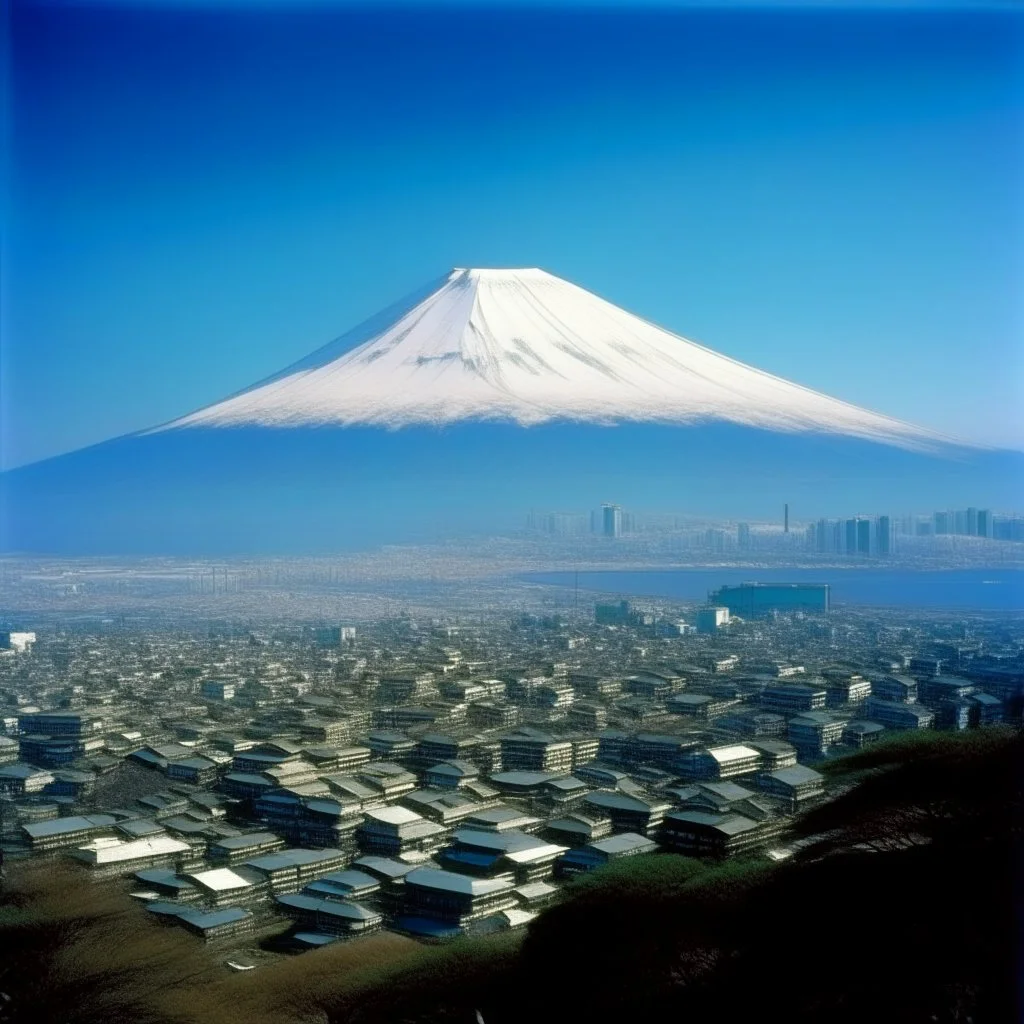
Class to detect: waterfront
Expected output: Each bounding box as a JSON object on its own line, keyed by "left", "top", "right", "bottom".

{"left": 524, "top": 568, "right": 1024, "bottom": 612}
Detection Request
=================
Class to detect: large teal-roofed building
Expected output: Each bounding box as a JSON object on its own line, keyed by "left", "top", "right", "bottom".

{"left": 708, "top": 582, "right": 830, "bottom": 618}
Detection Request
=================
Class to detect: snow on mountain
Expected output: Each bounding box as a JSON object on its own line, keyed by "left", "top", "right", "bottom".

{"left": 163, "top": 268, "right": 943, "bottom": 449}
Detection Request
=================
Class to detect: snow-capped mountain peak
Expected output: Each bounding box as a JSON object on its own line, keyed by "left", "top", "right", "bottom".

{"left": 163, "top": 267, "right": 942, "bottom": 448}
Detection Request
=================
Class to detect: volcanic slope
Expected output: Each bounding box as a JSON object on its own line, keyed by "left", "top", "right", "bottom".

{"left": 3, "top": 268, "right": 1020, "bottom": 554}
{"left": 165, "top": 267, "right": 939, "bottom": 448}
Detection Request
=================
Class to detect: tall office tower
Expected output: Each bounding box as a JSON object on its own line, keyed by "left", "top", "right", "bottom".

{"left": 816, "top": 519, "right": 829, "bottom": 553}
{"left": 784, "top": 504, "right": 789, "bottom": 533}
{"left": 832, "top": 520, "right": 843, "bottom": 553}
{"left": 602, "top": 503, "right": 623, "bottom": 538}
{"left": 845, "top": 518, "right": 858, "bottom": 555}
{"left": 953, "top": 509, "right": 968, "bottom": 535}
{"left": 545, "top": 512, "right": 587, "bottom": 537}
{"left": 805, "top": 524, "right": 816, "bottom": 550}
{"left": 857, "top": 517, "right": 872, "bottom": 555}
{"left": 976, "top": 509, "right": 992, "bottom": 538}
{"left": 966, "top": 507, "right": 979, "bottom": 537}
{"left": 876, "top": 515, "right": 891, "bottom": 556}
{"left": 705, "top": 528, "right": 726, "bottom": 552}
{"left": 934, "top": 510, "right": 950, "bottom": 535}
{"left": 737, "top": 522, "right": 751, "bottom": 550}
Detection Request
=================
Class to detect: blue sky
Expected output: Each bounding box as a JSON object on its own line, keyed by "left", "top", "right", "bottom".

{"left": 2, "top": 1, "right": 1022, "bottom": 468}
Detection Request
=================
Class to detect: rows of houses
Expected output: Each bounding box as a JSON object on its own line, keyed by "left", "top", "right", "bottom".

{"left": 0, "top": 601, "right": 1018, "bottom": 950}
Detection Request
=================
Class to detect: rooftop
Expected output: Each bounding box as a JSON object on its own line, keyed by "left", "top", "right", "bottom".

{"left": 363, "top": 806, "right": 423, "bottom": 825}
{"left": 188, "top": 867, "right": 261, "bottom": 892}
{"left": 704, "top": 745, "right": 761, "bottom": 764}
{"left": 588, "top": 832, "right": 657, "bottom": 855}
{"left": 405, "top": 867, "right": 514, "bottom": 897}
{"left": 70, "top": 835, "right": 190, "bottom": 865}
{"left": 23, "top": 814, "right": 117, "bottom": 839}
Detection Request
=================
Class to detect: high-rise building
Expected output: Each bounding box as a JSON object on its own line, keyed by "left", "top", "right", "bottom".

{"left": 976, "top": 509, "right": 992, "bottom": 538}
{"left": 705, "top": 528, "right": 726, "bottom": 553}
{"left": 602, "top": 504, "right": 622, "bottom": 539}
{"left": 876, "top": 515, "right": 891, "bottom": 556}
{"left": 737, "top": 523, "right": 751, "bottom": 550}
{"left": 815, "top": 519, "right": 828, "bottom": 553}
{"left": 845, "top": 519, "right": 858, "bottom": 555}
{"left": 953, "top": 509, "right": 968, "bottom": 535}
{"left": 934, "top": 511, "right": 950, "bottom": 535}
{"left": 994, "top": 516, "right": 1024, "bottom": 542}
{"left": 966, "top": 507, "right": 979, "bottom": 537}
{"left": 815, "top": 519, "right": 843, "bottom": 554}
{"left": 538, "top": 512, "right": 587, "bottom": 536}
{"left": 857, "top": 518, "right": 871, "bottom": 555}
{"left": 784, "top": 504, "right": 789, "bottom": 533}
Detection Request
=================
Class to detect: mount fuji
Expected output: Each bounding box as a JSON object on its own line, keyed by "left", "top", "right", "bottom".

{"left": 2, "top": 268, "right": 1020, "bottom": 554}
{"left": 164, "top": 267, "right": 937, "bottom": 446}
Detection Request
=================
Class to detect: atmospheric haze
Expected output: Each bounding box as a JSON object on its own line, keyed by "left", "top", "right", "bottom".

{"left": 1, "top": 269, "right": 1021, "bottom": 554}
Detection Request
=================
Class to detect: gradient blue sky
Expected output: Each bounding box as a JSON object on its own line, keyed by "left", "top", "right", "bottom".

{"left": 3, "top": 1, "right": 1022, "bottom": 469}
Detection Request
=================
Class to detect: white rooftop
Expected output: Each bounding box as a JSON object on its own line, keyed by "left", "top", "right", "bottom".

{"left": 70, "top": 836, "right": 189, "bottom": 865}
{"left": 363, "top": 805, "right": 422, "bottom": 825}
{"left": 188, "top": 867, "right": 258, "bottom": 892}
{"left": 707, "top": 744, "right": 761, "bottom": 764}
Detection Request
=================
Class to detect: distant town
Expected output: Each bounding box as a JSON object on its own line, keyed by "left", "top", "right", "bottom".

{"left": 530, "top": 502, "right": 1024, "bottom": 554}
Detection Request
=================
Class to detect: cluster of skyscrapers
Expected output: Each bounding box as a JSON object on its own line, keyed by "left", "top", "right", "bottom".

{"left": 527, "top": 503, "right": 1023, "bottom": 551}
{"left": 526, "top": 504, "right": 633, "bottom": 539}
{"left": 801, "top": 507, "right": 1024, "bottom": 557}
{"left": 885, "top": 507, "right": 1024, "bottom": 542}
{"left": 806, "top": 515, "right": 892, "bottom": 557}
{"left": 929, "top": 508, "right": 1002, "bottom": 539}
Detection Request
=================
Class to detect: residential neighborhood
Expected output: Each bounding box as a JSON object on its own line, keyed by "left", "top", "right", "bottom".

{"left": 1, "top": 590, "right": 1019, "bottom": 957}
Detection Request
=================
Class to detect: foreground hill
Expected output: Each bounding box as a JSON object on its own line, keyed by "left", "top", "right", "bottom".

{"left": 1, "top": 729, "right": 1018, "bottom": 1024}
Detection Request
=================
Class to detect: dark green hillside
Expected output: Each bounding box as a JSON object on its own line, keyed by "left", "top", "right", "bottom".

{"left": 319, "top": 729, "right": 1022, "bottom": 1024}
{"left": 1, "top": 729, "right": 1019, "bottom": 1024}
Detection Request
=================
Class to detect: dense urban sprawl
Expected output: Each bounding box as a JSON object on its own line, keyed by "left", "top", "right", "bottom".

{"left": 1, "top": 584, "right": 1021, "bottom": 957}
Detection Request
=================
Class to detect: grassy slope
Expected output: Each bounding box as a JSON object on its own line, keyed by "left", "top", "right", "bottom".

{"left": 1, "top": 728, "right": 1019, "bottom": 1024}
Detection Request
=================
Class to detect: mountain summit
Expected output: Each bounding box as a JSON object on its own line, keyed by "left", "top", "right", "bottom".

{"left": 166, "top": 267, "right": 937, "bottom": 448}
{"left": 3, "top": 267, "right": 1017, "bottom": 554}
